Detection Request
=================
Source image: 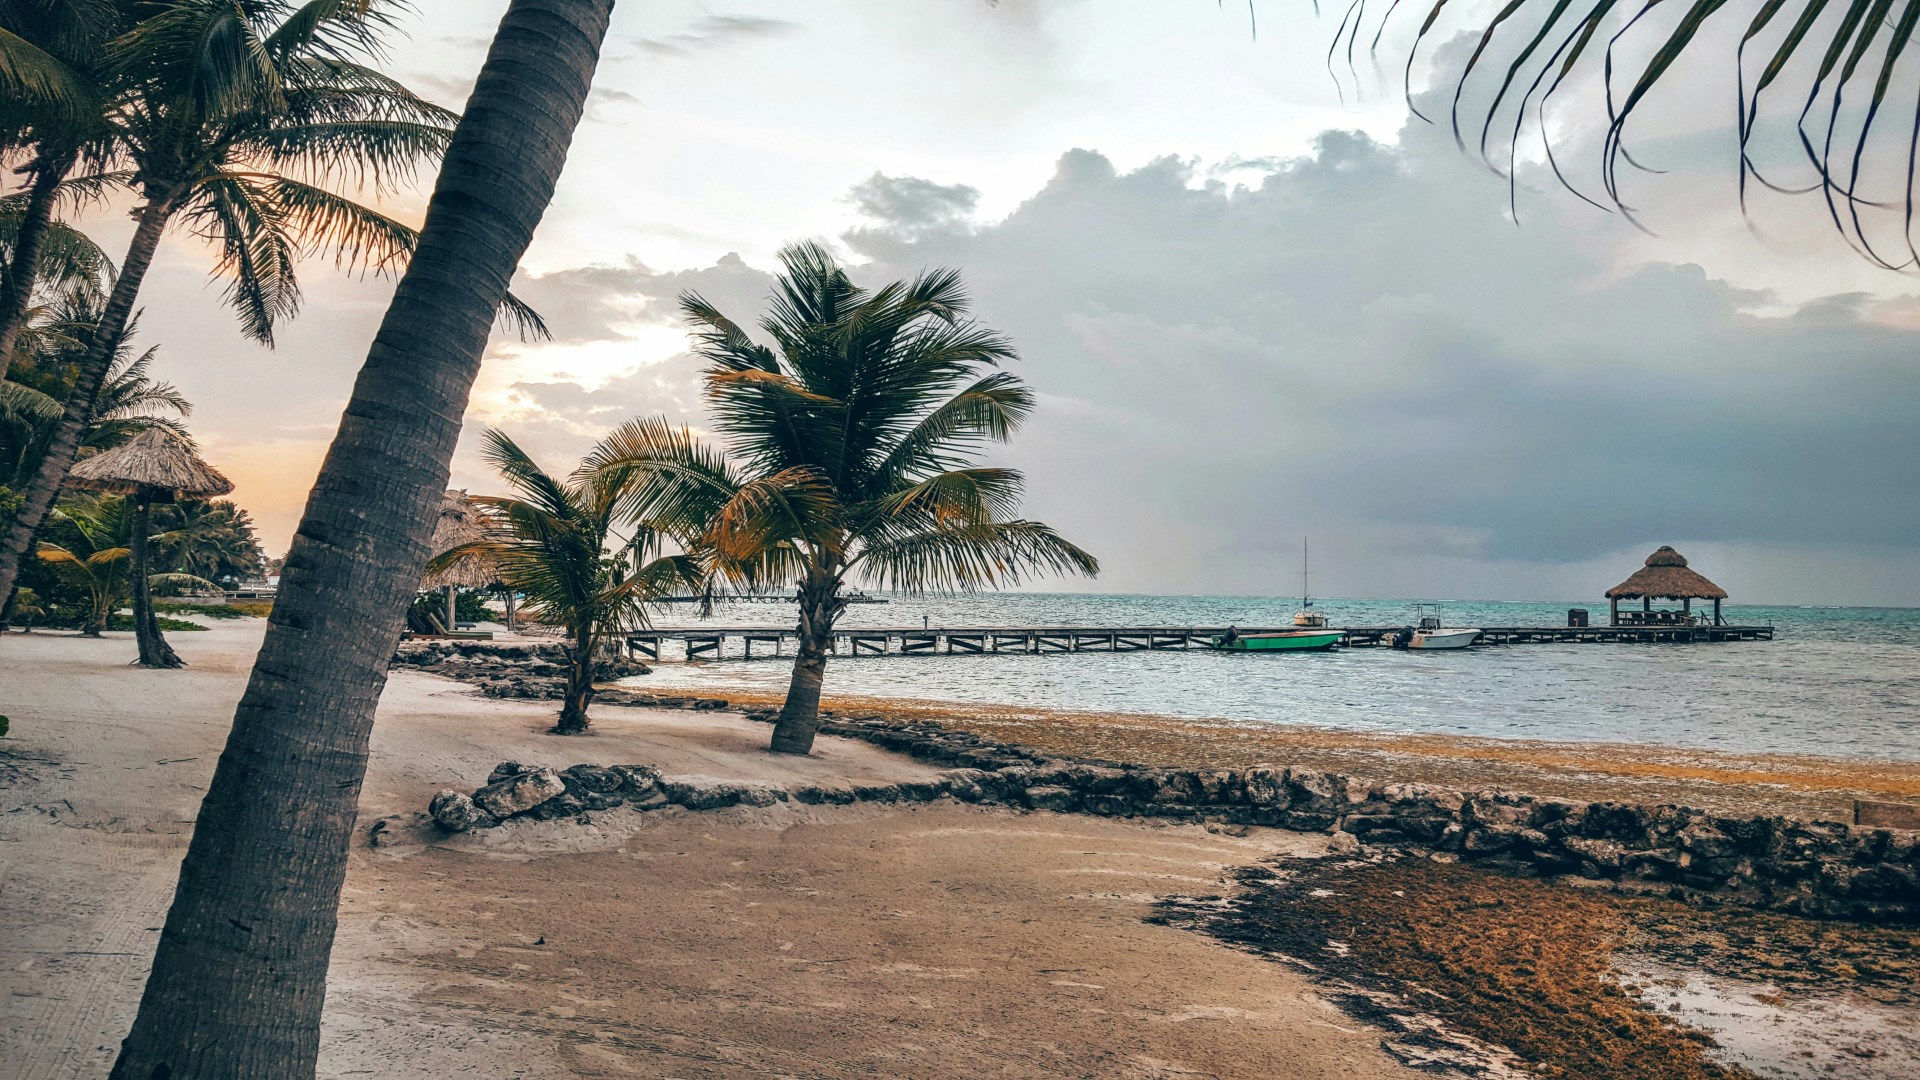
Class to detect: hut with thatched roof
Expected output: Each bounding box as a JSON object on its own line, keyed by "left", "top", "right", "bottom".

{"left": 1605, "top": 546, "right": 1729, "bottom": 627}
{"left": 422, "top": 490, "right": 511, "bottom": 632}
{"left": 68, "top": 429, "right": 234, "bottom": 667}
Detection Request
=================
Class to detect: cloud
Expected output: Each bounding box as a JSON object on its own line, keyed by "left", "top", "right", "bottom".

{"left": 846, "top": 174, "right": 981, "bottom": 239}
{"left": 631, "top": 15, "right": 801, "bottom": 59}
{"left": 831, "top": 124, "right": 1920, "bottom": 602}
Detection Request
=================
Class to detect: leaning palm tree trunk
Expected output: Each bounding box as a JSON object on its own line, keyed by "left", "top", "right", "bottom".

{"left": 0, "top": 198, "right": 172, "bottom": 612}
{"left": 0, "top": 149, "right": 78, "bottom": 382}
{"left": 107, "top": 2, "right": 615, "bottom": 1076}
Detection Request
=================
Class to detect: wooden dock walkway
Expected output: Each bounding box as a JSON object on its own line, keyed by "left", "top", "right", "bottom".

{"left": 625, "top": 623, "right": 1774, "bottom": 660}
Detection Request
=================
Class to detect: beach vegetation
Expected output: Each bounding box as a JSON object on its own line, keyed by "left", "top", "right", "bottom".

{"left": 0, "top": 0, "right": 498, "bottom": 613}
{"left": 431, "top": 429, "right": 701, "bottom": 735}
{"left": 591, "top": 242, "right": 1098, "bottom": 755}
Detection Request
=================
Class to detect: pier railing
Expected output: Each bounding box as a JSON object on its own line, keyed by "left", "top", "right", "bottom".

{"left": 624, "top": 622, "right": 1774, "bottom": 660}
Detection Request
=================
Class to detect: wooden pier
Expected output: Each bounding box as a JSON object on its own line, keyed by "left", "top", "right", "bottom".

{"left": 625, "top": 623, "right": 1774, "bottom": 660}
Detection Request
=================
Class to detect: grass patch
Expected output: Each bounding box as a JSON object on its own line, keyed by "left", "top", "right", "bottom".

{"left": 107, "top": 613, "right": 208, "bottom": 632}
{"left": 155, "top": 599, "right": 268, "bottom": 619}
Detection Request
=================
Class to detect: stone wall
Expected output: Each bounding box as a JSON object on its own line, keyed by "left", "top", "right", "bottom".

{"left": 419, "top": 694, "right": 1918, "bottom": 924}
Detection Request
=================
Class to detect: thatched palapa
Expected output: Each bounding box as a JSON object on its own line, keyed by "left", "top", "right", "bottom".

{"left": 1606, "top": 546, "right": 1727, "bottom": 626}
{"left": 68, "top": 428, "right": 234, "bottom": 499}
{"left": 424, "top": 489, "right": 500, "bottom": 589}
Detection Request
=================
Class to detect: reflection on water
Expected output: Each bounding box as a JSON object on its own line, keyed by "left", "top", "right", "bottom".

{"left": 625, "top": 595, "right": 1920, "bottom": 761}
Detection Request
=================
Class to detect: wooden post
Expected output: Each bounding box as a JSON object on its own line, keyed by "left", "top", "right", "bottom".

{"left": 1683, "top": 597, "right": 1692, "bottom": 623}
{"left": 1609, "top": 597, "right": 1618, "bottom": 626}
{"left": 445, "top": 584, "right": 457, "bottom": 633}
{"left": 504, "top": 588, "right": 517, "bottom": 632}
{"left": 1713, "top": 597, "right": 1722, "bottom": 626}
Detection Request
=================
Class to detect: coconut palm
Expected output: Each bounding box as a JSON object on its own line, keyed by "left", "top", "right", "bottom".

{"left": 0, "top": 0, "right": 125, "bottom": 380}
{"left": 1, "top": 303, "right": 187, "bottom": 495}
{"left": 153, "top": 498, "right": 265, "bottom": 586}
{"left": 34, "top": 492, "right": 128, "bottom": 635}
{"left": 592, "top": 243, "right": 1100, "bottom": 756}
{"left": 1380, "top": 0, "right": 1920, "bottom": 261}
{"left": 431, "top": 429, "right": 701, "bottom": 735}
{"left": 110, "top": 3, "right": 616, "bottom": 1074}
{"left": 0, "top": 0, "right": 483, "bottom": 610}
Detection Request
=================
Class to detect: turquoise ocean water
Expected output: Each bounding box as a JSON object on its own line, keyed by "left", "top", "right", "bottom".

{"left": 624, "top": 595, "right": 1920, "bottom": 762}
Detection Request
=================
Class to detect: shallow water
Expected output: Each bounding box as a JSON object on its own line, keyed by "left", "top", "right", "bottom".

{"left": 625, "top": 594, "right": 1920, "bottom": 762}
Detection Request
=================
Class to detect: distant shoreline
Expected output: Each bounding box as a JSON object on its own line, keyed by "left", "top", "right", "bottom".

{"left": 692, "top": 685, "right": 1920, "bottom": 821}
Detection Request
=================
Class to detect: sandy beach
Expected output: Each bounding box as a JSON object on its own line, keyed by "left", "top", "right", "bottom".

{"left": 2, "top": 619, "right": 1426, "bottom": 1079}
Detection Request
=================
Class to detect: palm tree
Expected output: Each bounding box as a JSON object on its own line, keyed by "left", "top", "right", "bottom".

{"left": 110, "top": 2, "right": 617, "bottom": 1074}
{"left": 34, "top": 491, "right": 129, "bottom": 635}
{"left": 431, "top": 429, "right": 700, "bottom": 734}
{"left": 0, "top": 0, "right": 124, "bottom": 380}
{"left": 1, "top": 303, "right": 187, "bottom": 495}
{"left": 153, "top": 498, "right": 265, "bottom": 586}
{"left": 592, "top": 243, "right": 1099, "bottom": 756}
{"left": 0, "top": 0, "right": 470, "bottom": 609}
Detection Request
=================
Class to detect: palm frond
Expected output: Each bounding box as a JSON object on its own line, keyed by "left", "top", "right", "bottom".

{"left": 707, "top": 466, "right": 838, "bottom": 562}
{"left": 1400, "top": 0, "right": 1920, "bottom": 261}
{"left": 854, "top": 520, "right": 1099, "bottom": 593}
{"left": 0, "top": 26, "right": 96, "bottom": 115}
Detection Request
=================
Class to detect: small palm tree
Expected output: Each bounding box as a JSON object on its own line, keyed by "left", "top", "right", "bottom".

{"left": 153, "top": 499, "right": 265, "bottom": 586}
{"left": 7, "top": 584, "right": 43, "bottom": 630}
{"left": 432, "top": 429, "right": 700, "bottom": 735}
{"left": 35, "top": 492, "right": 128, "bottom": 635}
{"left": 594, "top": 243, "right": 1099, "bottom": 755}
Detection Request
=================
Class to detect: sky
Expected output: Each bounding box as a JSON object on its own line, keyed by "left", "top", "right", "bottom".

{"left": 93, "top": 0, "right": 1920, "bottom": 606}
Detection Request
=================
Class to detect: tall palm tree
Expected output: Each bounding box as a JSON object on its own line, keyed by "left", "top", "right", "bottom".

{"left": 0, "top": 0, "right": 124, "bottom": 380}
{"left": 592, "top": 243, "right": 1099, "bottom": 756}
{"left": 0, "top": 0, "right": 473, "bottom": 609}
{"left": 110, "top": 2, "right": 617, "bottom": 1074}
{"left": 0, "top": 303, "right": 187, "bottom": 495}
{"left": 432, "top": 429, "right": 700, "bottom": 735}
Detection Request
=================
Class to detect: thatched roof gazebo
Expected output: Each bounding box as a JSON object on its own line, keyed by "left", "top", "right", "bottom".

{"left": 68, "top": 429, "right": 234, "bottom": 667}
{"left": 1605, "top": 546, "right": 1729, "bottom": 626}
{"left": 421, "top": 490, "right": 512, "bottom": 632}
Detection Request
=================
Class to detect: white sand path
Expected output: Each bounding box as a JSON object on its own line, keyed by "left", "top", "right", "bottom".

{"left": 0, "top": 619, "right": 1420, "bottom": 1079}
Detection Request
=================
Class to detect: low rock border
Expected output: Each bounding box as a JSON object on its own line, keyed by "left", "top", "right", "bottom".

{"left": 419, "top": 695, "right": 1917, "bottom": 923}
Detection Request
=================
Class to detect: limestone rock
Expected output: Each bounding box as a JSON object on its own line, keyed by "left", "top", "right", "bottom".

{"left": 473, "top": 767, "right": 567, "bottom": 818}
{"left": 429, "top": 789, "right": 495, "bottom": 832}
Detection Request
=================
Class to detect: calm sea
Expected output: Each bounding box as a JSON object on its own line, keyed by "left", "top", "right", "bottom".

{"left": 624, "top": 595, "right": 1920, "bottom": 762}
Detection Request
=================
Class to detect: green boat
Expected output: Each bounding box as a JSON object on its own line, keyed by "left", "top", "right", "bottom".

{"left": 1210, "top": 629, "right": 1342, "bottom": 652}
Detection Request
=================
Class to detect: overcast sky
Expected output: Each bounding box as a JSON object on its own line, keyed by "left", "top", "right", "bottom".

{"left": 102, "top": 0, "right": 1920, "bottom": 605}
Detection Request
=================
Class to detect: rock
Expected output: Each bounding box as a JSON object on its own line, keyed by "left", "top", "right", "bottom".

{"left": 1024, "top": 785, "right": 1079, "bottom": 813}
{"left": 1327, "top": 831, "right": 1363, "bottom": 855}
{"left": 487, "top": 760, "right": 530, "bottom": 785}
{"left": 611, "top": 764, "right": 662, "bottom": 799}
{"left": 429, "top": 790, "right": 495, "bottom": 832}
{"left": 659, "top": 780, "right": 743, "bottom": 811}
{"left": 562, "top": 764, "right": 624, "bottom": 793}
{"left": 473, "top": 767, "right": 567, "bottom": 818}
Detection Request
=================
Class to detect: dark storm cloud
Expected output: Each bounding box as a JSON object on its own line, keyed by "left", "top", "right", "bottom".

{"left": 838, "top": 125, "right": 1920, "bottom": 595}
{"left": 484, "top": 116, "right": 1920, "bottom": 600}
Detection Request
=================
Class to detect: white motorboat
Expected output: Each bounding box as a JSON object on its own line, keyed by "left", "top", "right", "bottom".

{"left": 1392, "top": 606, "right": 1482, "bottom": 650}
{"left": 1408, "top": 626, "right": 1481, "bottom": 649}
{"left": 1293, "top": 539, "right": 1329, "bottom": 629}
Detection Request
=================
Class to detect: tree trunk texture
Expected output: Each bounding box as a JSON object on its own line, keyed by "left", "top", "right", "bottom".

{"left": 130, "top": 492, "right": 182, "bottom": 668}
{"left": 0, "top": 150, "right": 76, "bottom": 382}
{"left": 107, "top": 4, "right": 615, "bottom": 1077}
{"left": 770, "top": 572, "right": 845, "bottom": 755}
{"left": 555, "top": 624, "right": 595, "bottom": 734}
{"left": 0, "top": 197, "right": 173, "bottom": 616}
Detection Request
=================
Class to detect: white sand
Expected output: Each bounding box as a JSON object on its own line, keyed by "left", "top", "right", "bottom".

{"left": 0, "top": 620, "right": 1420, "bottom": 1078}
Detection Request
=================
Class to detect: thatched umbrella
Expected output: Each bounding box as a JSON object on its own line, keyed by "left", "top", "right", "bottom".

{"left": 423, "top": 490, "right": 510, "bottom": 632}
{"left": 1605, "top": 546, "right": 1729, "bottom": 626}
{"left": 68, "top": 429, "right": 233, "bottom": 667}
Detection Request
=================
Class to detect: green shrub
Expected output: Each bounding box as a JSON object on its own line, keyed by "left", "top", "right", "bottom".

{"left": 106, "top": 613, "right": 208, "bottom": 632}
{"left": 154, "top": 600, "right": 250, "bottom": 619}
